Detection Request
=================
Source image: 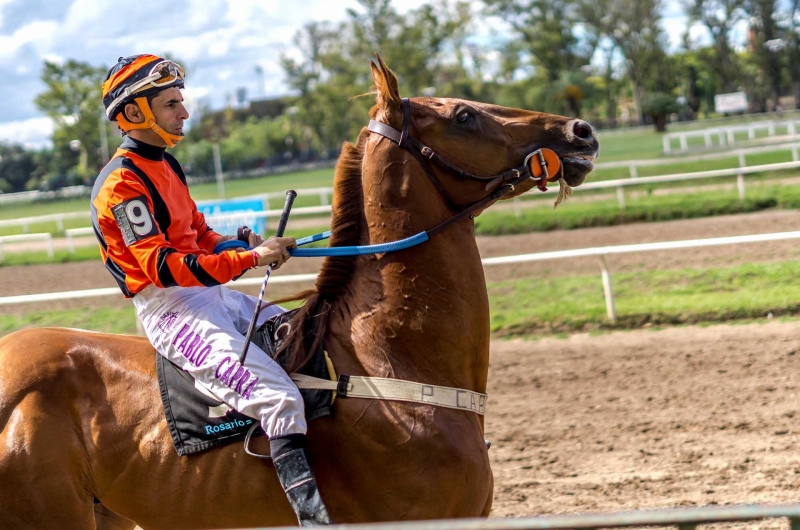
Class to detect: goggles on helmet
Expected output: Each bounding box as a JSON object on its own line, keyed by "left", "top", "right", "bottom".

{"left": 105, "top": 60, "right": 185, "bottom": 120}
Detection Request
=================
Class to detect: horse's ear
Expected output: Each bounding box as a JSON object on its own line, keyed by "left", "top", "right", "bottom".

{"left": 370, "top": 53, "right": 402, "bottom": 122}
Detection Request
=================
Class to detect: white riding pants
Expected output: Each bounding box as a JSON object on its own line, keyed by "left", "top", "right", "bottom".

{"left": 133, "top": 284, "right": 307, "bottom": 438}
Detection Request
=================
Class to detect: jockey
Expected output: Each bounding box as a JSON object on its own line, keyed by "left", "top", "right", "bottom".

{"left": 91, "top": 55, "right": 331, "bottom": 526}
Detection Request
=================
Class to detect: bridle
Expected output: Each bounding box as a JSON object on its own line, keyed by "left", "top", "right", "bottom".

{"left": 367, "top": 97, "right": 559, "bottom": 237}
{"left": 251, "top": 97, "right": 563, "bottom": 257}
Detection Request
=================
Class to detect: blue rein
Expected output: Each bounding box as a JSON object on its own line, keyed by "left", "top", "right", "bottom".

{"left": 213, "top": 230, "right": 430, "bottom": 257}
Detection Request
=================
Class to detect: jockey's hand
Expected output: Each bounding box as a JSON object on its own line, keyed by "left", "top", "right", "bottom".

{"left": 234, "top": 226, "right": 264, "bottom": 247}
{"left": 253, "top": 236, "right": 296, "bottom": 269}
{"left": 244, "top": 229, "right": 264, "bottom": 248}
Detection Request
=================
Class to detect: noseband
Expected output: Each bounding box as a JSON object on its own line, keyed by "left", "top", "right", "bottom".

{"left": 367, "top": 98, "right": 558, "bottom": 236}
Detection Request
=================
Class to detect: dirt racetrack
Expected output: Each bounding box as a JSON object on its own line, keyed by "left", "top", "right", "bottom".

{"left": 4, "top": 210, "right": 800, "bottom": 519}
{"left": 487, "top": 322, "right": 800, "bottom": 517}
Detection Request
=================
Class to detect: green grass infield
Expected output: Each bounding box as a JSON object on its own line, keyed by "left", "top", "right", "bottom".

{"left": 4, "top": 260, "right": 800, "bottom": 339}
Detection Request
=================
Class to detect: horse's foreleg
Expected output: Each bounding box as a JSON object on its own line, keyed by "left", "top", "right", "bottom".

{"left": 94, "top": 504, "right": 137, "bottom": 530}
{"left": 481, "top": 476, "right": 494, "bottom": 517}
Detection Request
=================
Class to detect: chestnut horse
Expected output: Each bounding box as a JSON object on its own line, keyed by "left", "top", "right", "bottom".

{"left": 0, "top": 57, "right": 598, "bottom": 529}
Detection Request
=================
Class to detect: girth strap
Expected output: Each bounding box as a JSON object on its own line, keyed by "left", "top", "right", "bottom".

{"left": 291, "top": 373, "right": 488, "bottom": 415}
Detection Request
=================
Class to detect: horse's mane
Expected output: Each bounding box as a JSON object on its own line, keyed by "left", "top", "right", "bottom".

{"left": 277, "top": 128, "right": 369, "bottom": 374}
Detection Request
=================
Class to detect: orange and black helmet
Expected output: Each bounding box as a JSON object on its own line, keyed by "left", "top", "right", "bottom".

{"left": 101, "top": 55, "right": 186, "bottom": 147}
{"left": 102, "top": 55, "right": 185, "bottom": 121}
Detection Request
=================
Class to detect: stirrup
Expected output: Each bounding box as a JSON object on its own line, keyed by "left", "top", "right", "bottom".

{"left": 272, "top": 448, "right": 332, "bottom": 526}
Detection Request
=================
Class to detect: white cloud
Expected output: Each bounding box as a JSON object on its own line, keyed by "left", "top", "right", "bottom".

{"left": 0, "top": 117, "right": 53, "bottom": 149}
{"left": 0, "top": 19, "right": 58, "bottom": 62}
{"left": 41, "top": 52, "right": 63, "bottom": 65}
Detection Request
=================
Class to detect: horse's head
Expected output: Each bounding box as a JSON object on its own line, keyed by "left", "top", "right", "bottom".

{"left": 368, "top": 55, "right": 598, "bottom": 213}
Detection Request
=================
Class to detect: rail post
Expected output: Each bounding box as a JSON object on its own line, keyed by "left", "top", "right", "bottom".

{"left": 793, "top": 146, "right": 799, "bottom": 162}
{"left": 319, "top": 190, "right": 329, "bottom": 206}
{"left": 45, "top": 234, "right": 53, "bottom": 260}
{"left": 663, "top": 134, "right": 670, "bottom": 153}
{"left": 679, "top": 134, "right": 688, "bottom": 152}
{"left": 748, "top": 126, "right": 755, "bottom": 140}
{"left": 616, "top": 186, "right": 626, "bottom": 210}
{"left": 513, "top": 197, "right": 522, "bottom": 218}
{"left": 737, "top": 152, "right": 746, "bottom": 201}
{"left": 598, "top": 255, "right": 617, "bottom": 324}
{"left": 56, "top": 216, "right": 64, "bottom": 232}
{"left": 628, "top": 163, "right": 638, "bottom": 179}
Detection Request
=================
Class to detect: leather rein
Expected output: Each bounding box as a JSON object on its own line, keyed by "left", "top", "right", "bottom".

{"left": 367, "top": 97, "right": 557, "bottom": 237}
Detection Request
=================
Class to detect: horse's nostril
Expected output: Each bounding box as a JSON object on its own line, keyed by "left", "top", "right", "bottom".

{"left": 572, "top": 120, "right": 593, "bottom": 141}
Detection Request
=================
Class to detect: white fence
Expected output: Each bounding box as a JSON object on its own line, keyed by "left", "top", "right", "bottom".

{"left": 7, "top": 154, "right": 800, "bottom": 237}
{"left": 663, "top": 119, "right": 800, "bottom": 153}
{"left": 0, "top": 233, "right": 53, "bottom": 263}
{"left": 0, "top": 185, "right": 88, "bottom": 206}
{"left": 258, "top": 503, "right": 800, "bottom": 530}
{"left": 569, "top": 158, "right": 800, "bottom": 209}
{"left": 9, "top": 139, "right": 800, "bottom": 235}
{"left": 597, "top": 140, "right": 800, "bottom": 178}
{"left": 4, "top": 230, "right": 800, "bottom": 326}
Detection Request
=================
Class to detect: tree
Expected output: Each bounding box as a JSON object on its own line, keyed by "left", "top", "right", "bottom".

{"left": 779, "top": 0, "right": 800, "bottom": 108}
{"left": 641, "top": 92, "right": 682, "bottom": 131}
{"left": 483, "top": 0, "right": 595, "bottom": 83}
{"left": 687, "top": 0, "right": 746, "bottom": 93}
{"left": 579, "top": 0, "right": 674, "bottom": 123}
{"left": 279, "top": 0, "right": 481, "bottom": 154}
{"left": 0, "top": 144, "right": 48, "bottom": 193}
{"left": 34, "top": 60, "right": 109, "bottom": 184}
{"left": 745, "top": 0, "right": 783, "bottom": 109}
{"left": 531, "top": 70, "right": 599, "bottom": 117}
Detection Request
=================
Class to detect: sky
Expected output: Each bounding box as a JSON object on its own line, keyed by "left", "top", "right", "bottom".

{"left": 0, "top": 0, "right": 714, "bottom": 149}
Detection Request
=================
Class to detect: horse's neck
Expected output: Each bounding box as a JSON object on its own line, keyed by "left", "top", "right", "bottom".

{"left": 330, "top": 146, "right": 490, "bottom": 392}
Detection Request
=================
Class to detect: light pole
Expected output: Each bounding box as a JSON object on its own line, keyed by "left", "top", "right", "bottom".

{"left": 213, "top": 142, "right": 225, "bottom": 199}
{"left": 255, "top": 65, "right": 265, "bottom": 99}
{"left": 99, "top": 110, "right": 110, "bottom": 164}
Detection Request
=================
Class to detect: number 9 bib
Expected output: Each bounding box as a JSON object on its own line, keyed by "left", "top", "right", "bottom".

{"left": 112, "top": 196, "right": 159, "bottom": 246}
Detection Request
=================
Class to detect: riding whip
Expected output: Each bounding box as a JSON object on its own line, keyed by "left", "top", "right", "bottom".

{"left": 240, "top": 189, "right": 297, "bottom": 365}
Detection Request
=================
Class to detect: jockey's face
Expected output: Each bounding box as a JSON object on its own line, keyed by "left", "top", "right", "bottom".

{"left": 149, "top": 87, "right": 189, "bottom": 138}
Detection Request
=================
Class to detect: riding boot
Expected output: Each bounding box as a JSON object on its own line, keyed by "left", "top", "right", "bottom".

{"left": 270, "top": 434, "right": 333, "bottom": 526}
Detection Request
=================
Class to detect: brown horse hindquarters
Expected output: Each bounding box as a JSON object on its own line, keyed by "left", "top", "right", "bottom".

{"left": 0, "top": 328, "right": 104, "bottom": 528}
{"left": 0, "top": 328, "right": 299, "bottom": 529}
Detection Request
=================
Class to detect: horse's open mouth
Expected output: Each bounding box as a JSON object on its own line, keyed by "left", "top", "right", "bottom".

{"left": 560, "top": 155, "right": 595, "bottom": 186}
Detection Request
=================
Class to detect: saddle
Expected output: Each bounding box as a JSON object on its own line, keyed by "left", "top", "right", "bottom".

{"left": 156, "top": 308, "right": 335, "bottom": 456}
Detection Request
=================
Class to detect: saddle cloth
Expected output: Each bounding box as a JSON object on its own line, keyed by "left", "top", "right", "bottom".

{"left": 157, "top": 308, "right": 335, "bottom": 456}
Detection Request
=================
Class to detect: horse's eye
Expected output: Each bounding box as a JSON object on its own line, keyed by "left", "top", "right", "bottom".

{"left": 456, "top": 111, "right": 473, "bottom": 124}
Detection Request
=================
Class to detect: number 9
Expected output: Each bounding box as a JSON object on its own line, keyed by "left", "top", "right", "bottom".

{"left": 125, "top": 199, "right": 154, "bottom": 236}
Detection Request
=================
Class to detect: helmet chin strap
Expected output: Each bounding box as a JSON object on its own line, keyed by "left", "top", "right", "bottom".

{"left": 116, "top": 96, "right": 184, "bottom": 148}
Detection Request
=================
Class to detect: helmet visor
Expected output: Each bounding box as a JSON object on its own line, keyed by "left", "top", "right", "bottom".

{"left": 148, "top": 60, "right": 185, "bottom": 88}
